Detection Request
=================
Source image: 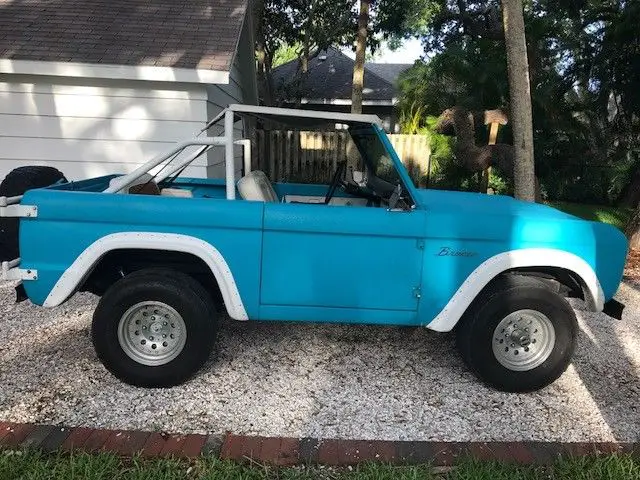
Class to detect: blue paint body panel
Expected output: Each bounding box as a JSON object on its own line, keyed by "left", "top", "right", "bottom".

{"left": 20, "top": 189, "right": 265, "bottom": 320}
{"left": 15, "top": 125, "right": 628, "bottom": 328}
{"left": 416, "top": 189, "right": 628, "bottom": 323}
{"left": 260, "top": 203, "right": 426, "bottom": 317}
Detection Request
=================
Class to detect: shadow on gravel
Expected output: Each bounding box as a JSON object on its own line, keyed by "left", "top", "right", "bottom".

{"left": 208, "top": 316, "right": 460, "bottom": 375}
{"left": 1, "top": 291, "right": 637, "bottom": 441}
{"left": 0, "top": 320, "right": 94, "bottom": 366}
{"left": 571, "top": 294, "right": 640, "bottom": 441}
{"left": 622, "top": 276, "right": 640, "bottom": 292}
{"left": 0, "top": 318, "right": 98, "bottom": 423}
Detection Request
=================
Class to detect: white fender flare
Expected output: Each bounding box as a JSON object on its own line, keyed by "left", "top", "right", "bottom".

{"left": 426, "top": 248, "right": 604, "bottom": 332}
{"left": 43, "top": 232, "right": 249, "bottom": 320}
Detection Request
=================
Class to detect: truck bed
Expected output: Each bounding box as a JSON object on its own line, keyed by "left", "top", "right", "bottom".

{"left": 19, "top": 179, "right": 264, "bottom": 314}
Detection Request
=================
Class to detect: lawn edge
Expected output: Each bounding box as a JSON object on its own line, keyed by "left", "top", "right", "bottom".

{"left": 1, "top": 422, "right": 638, "bottom": 466}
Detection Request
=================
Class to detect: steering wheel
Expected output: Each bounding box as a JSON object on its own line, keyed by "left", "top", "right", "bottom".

{"left": 324, "top": 161, "right": 347, "bottom": 204}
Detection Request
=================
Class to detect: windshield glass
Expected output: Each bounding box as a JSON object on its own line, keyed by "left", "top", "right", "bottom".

{"left": 350, "top": 128, "right": 402, "bottom": 186}
{"left": 349, "top": 126, "right": 415, "bottom": 208}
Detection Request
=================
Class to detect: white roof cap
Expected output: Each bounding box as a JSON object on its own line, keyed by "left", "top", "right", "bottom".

{"left": 227, "top": 104, "right": 383, "bottom": 127}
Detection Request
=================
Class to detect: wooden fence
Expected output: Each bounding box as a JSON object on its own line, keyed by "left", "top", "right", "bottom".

{"left": 254, "top": 130, "right": 431, "bottom": 184}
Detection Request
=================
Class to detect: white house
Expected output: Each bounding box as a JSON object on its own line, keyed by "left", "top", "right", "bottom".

{"left": 0, "top": 0, "right": 257, "bottom": 181}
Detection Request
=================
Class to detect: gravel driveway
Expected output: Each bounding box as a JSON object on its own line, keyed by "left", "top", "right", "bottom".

{"left": 0, "top": 281, "right": 638, "bottom": 442}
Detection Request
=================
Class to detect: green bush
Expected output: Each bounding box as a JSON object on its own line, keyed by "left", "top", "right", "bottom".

{"left": 489, "top": 168, "right": 512, "bottom": 195}
{"left": 541, "top": 166, "right": 612, "bottom": 204}
{"left": 400, "top": 116, "right": 479, "bottom": 191}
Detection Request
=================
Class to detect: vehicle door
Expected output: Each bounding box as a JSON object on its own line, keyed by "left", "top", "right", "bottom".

{"left": 259, "top": 125, "right": 427, "bottom": 322}
{"left": 260, "top": 203, "right": 426, "bottom": 313}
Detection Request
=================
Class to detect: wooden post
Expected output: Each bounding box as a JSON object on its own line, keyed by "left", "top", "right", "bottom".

{"left": 285, "top": 130, "right": 292, "bottom": 181}
{"left": 256, "top": 130, "right": 265, "bottom": 173}
{"left": 276, "top": 130, "right": 284, "bottom": 182}
{"left": 488, "top": 122, "right": 499, "bottom": 145}
{"left": 293, "top": 131, "right": 300, "bottom": 180}
{"left": 482, "top": 122, "right": 499, "bottom": 192}
{"left": 269, "top": 131, "right": 277, "bottom": 180}
{"left": 483, "top": 109, "right": 509, "bottom": 194}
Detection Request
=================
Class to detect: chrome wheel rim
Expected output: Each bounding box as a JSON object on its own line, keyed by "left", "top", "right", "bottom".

{"left": 492, "top": 309, "right": 555, "bottom": 371}
{"left": 117, "top": 301, "right": 186, "bottom": 366}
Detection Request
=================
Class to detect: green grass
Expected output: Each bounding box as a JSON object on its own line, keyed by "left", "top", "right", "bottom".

{"left": 548, "top": 202, "right": 633, "bottom": 231}
{"left": 1, "top": 450, "right": 640, "bottom": 480}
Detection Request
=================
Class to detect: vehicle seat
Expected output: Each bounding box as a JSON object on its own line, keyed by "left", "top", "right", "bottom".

{"left": 160, "top": 188, "right": 194, "bottom": 198}
{"left": 237, "top": 170, "right": 278, "bottom": 202}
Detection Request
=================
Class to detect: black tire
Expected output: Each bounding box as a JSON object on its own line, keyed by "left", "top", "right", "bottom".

{"left": 0, "top": 166, "right": 67, "bottom": 261}
{"left": 456, "top": 275, "right": 578, "bottom": 393}
{"left": 91, "top": 268, "right": 218, "bottom": 387}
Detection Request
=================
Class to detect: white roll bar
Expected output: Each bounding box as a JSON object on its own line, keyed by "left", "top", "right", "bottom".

{"left": 104, "top": 138, "right": 225, "bottom": 194}
{"left": 224, "top": 110, "right": 236, "bottom": 200}
{"left": 155, "top": 145, "right": 212, "bottom": 183}
{"left": 103, "top": 103, "right": 377, "bottom": 200}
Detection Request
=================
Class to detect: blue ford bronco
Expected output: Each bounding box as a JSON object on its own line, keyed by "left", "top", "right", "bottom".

{"left": 0, "top": 104, "right": 627, "bottom": 392}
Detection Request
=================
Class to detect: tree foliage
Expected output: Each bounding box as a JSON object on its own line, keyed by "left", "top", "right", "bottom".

{"left": 272, "top": 44, "right": 300, "bottom": 69}
{"left": 256, "top": 0, "right": 427, "bottom": 104}
{"left": 264, "top": 0, "right": 355, "bottom": 68}
{"left": 397, "top": 0, "right": 640, "bottom": 206}
{"left": 254, "top": 0, "right": 356, "bottom": 104}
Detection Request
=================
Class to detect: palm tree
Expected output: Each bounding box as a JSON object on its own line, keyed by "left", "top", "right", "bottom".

{"left": 502, "top": 0, "right": 535, "bottom": 201}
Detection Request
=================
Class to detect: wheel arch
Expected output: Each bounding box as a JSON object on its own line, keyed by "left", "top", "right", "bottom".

{"left": 426, "top": 248, "right": 603, "bottom": 332}
{"left": 42, "top": 232, "right": 248, "bottom": 320}
{"left": 501, "top": 266, "right": 592, "bottom": 304}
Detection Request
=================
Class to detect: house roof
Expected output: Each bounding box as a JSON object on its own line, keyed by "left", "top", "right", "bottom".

{"left": 364, "top": 63, "right": 413, "bottom": 85}
{"left": 272, "top": 47, "right": 412, "bottom": 104}
{"left": 0, "top": 0, "right": 247, "bottom": 72}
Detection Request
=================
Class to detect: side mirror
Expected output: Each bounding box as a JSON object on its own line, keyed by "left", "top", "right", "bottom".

{"left": 387, "top": 183, "right": 403, "bottom": 211}
{"left": 351, "top": 170, "right": 366, "bottom": 186}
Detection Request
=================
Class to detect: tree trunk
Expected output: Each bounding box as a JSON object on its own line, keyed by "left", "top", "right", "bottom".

{"left": 502, "top": 0, "right": 536, "bottom": 202}
{"left": 300, "top": 35, "right": 309, "bottom": 74}
{"left": 300, "top": 1, "right": 315, "bottom": 74}
{"left": 626, "top": 204, "right": 640, "bottom": 249}
{"left": 351, "top": 0, "right": 370, "bottom": 114}
{"left": 254, "top": 0, "right": 273, "bottom": 106}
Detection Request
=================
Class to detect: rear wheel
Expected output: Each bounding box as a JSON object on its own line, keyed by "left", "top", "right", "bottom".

{"left": 91, "top": 269, "right": 218, "bottom": 387}
{"left": 0, "top": 166, "right": 66, "bottom": 261}
{"left": 456, "top": 275, "right": 578, "bottom": 392}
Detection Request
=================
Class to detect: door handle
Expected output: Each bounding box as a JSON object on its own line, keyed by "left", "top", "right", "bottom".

{"left": 386, "top": 207, "right": 412, "bottom": 212}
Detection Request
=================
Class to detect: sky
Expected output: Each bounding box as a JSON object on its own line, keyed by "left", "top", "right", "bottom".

{"left": 341, "top": 38, "right": 425, "bottom": 64}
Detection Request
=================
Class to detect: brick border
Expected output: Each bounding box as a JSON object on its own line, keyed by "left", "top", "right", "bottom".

{"left": 0, "top": 422, "right": 638, "bottom": 466}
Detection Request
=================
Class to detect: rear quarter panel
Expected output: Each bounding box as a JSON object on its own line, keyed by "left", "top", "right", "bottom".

{"left": 18, "top": 189, "right": 264, "bottom": 319}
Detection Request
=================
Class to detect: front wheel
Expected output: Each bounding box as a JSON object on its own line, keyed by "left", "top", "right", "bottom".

{"left": 456, "top": 275, "right": 578, "bottom": 392}
{"left": 91, "top": 269, "right": 218, "bottom": 387}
